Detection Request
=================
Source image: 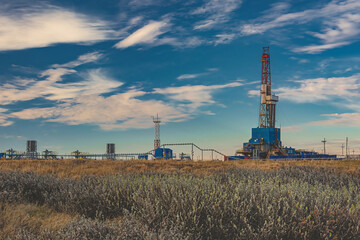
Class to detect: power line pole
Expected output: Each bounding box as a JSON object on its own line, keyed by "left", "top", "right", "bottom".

{"left": 321, "top": 138, "right": 327, "bottom": 154}
{"left": 341, "top": 144, "right": 344, "bottom": 156}
{"left": 346, "top": 137, "right": 348, "bottom": 159}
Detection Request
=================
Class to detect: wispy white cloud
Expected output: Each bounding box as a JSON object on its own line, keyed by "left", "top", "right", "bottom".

{"left": 249, "top": 73, "right": 360, "bottom": 129}
{"left": 289, "top": 56, "right": 309, "bottom": 64}
{"left": 177, "top": 73, "right": 206, "bottom": 80}
{"left": 0, "top": 5, "right": 113, "bottom": 51}
{"left": 0, "top": 52, "right": 118, "bottom": 105}
{"left": 316, "top": 56, "right": 360, "bottom": 73}
{"left": 11, "top": 91, "right": 189, "bottom": 130}
{"left": 307, "top": 113, "right": 360, "bottom": 128}
{"left": 177, "top": 68, "right": 219, "bottom": 80}
{"left": 154, "top": 82, "right": 243, "bottom": 110}
{"left": 10, "top": 81, "right": 243, "bottom": 130}
{"left": 312, "top": 14, "right": 360, "bottom": 43}
{"left": 128, "top": 16, "right": 144, "bottom": 26}
{"left": 293, "top": 42, "right": 350, "bottom": 54}
{"left": 114, "top": 21, "right": 169, "bottom": 48}
{"left": 1, "top": 52, "right": 244, "bottom": 129}
{"left": 241, "top": 0, "right": 360, "bottom": 53}
{"left": 281, "top": 125, "right": 303, "bottom": 132}
{"left": 295, "top": 13, "right": 360, "bottom": 53}
{"left": 283, "top": 112, "right": 360, "bottom": 131}
{"left": 52, "top": 52, "right": 103, "bottom": 68}
{"left": 0, "top": 108, "right": 13, "bottom": 127}
{"left": 334, "top": 67, "right": 354, "bottom": 74}
{"left": 114, "top": 18, "right": 202, "bottom": 49}
{"left": 261, "top": 74, "right": 360, "bottom": 103}
{"left": 192, "top": 0, "right": 242, "bottom": 30}
{"left": 241, "top": 0, "right": 360, "bottom": 35}
{"left": 128, "top": 0, "right": 166, "bottom": 8}
{"left": 214, "top": 34, "right": 236, "bottom": 45}
{"left": 180, "top": 36, "right": 204, "bottom": 48}
{"left": 46, "top": 69, "right": 123, "bottom": 101}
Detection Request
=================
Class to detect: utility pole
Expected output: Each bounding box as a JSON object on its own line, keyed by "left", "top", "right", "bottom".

{"left": 346, "top": 137, "right": 348, "bottom": 159}
{"left": 341, "top": 144, "right": 344, "bottom": 156}
{"left": 321, "top": 138, "right": 327, "bottom": 154}
{"left": 191, "top": 144, "right": 194, "bottom": 161}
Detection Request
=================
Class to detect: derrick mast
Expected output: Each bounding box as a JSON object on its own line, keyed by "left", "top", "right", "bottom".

{"left": 236, "top": 47, "right": 283, "bottom": 159}
{"left": 259, "top": 47, "right": 278, "bottom": 128}
{"left": 234, "top": 47, "right": 338, "bottom": 160}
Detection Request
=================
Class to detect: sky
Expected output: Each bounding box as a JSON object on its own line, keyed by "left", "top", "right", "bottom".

{"left": 0, "top": 0, "right": 359, "bottom": 156}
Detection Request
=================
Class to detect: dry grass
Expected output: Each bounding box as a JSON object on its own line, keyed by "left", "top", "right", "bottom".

{"left": 0, "top": 202, "right": 75, "bottom": 239}
{"left": 0, "top": 159, "right": 359, "bottom": 178}
{"left": 1, "top": 166, "right": 359, "bottom": 239}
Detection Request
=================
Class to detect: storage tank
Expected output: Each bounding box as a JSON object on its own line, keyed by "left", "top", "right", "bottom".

{"left": 26, "top": 140, "right": 38, "bottom": 159}
{"left": 106, "top": 143, "right": 115, "bottom": 160}
{"left": 107, "top": 143, "right": 115, "bottom": 154}
{"left": 26, "top": 140, "right": 37, "bottom": 153}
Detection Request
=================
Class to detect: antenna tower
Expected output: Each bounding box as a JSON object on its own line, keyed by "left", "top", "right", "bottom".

{"left": 321, "top": 138, "right": 327, "bottom": 154}
{"left": 153, "top": 114, "right": 161, "bottom": 149}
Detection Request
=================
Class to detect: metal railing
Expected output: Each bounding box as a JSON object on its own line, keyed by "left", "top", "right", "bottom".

{"left": 160, "top": 143, "right": 226, "bottom": 161}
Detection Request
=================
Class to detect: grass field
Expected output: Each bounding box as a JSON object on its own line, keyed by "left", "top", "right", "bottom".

{"left": 0, "top": 159, "right": 359, "bottom": 239}
{"left": 0, "top": 159, "right": 359, "bottom": 178}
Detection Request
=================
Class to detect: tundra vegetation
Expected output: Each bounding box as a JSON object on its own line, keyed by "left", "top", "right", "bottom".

{"left": 0, "top": 160, "right": 359, "bottom": 239}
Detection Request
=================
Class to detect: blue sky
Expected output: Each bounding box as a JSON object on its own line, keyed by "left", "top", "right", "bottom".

{"left": 0, "top": 0, "right": 359, "bottom": 156}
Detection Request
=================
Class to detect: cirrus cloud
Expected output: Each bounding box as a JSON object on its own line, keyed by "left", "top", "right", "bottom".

{"left": 307, "top": 113, "right": 360, "bottom": 127}
{"left": 1, "top": 52, "right": 244, "bottom": 129}
{"left": 268, "top": 74, "right": 360, "bottom": 103}
{"left": 240, "top": 0, "right": 360, "bottom": 53}
{"left": 0, "top": 5, "right": 114, "bottom": 51}
{"left": 114, "top": 20, "right": 169, "bottom": 48}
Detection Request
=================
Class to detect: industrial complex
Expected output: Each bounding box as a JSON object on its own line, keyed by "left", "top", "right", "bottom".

{"left": 235, "top": 47, "right": 338, "bottom": 160}
{"left": 0, "top": 47, "right": 342, "bottom": 161}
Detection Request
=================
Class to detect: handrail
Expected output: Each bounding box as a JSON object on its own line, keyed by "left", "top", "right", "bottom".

{"left": 160, "top": 143, "right": 226, "bottom": 161}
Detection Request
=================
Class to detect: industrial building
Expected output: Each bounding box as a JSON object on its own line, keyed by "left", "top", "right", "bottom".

{"left": 154, "top": 148, "right": 173, "bottom": 159}
{"left": 26, "top": 140, "right": 38, "bottom": 159}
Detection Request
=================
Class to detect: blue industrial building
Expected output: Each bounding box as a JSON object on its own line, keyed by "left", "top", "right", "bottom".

{"left": 283, "top": 147, "right": 296, "bottom": 155}
{"left": 138, "top": 154, "right": 148, "bottom": 160}
{"left": 248, "top": 128, "right": 281, "bottom": 145}
{"left": 269, "top": 154, "right": 337, "bottom": 160}
{"left": 154, "top": 148, "right": 173, "bottom": 159}
{"left": 228, "top": 155, "right": 246, "bottom": 160}
{"left": 240, "top": 127, "right": 283, "bottom": 158}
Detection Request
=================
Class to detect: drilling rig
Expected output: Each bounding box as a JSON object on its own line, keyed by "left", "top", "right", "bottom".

{"left": 237, "top": 47, "right": 284, "bottom": 159}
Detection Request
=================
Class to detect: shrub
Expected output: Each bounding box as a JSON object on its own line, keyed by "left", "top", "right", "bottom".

{"left": 0, "top": 166, "right": 359, "bottom": 239}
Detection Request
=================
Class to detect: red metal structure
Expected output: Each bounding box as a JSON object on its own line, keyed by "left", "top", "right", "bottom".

{"left": 261, "top": 47, "right": 271, "bottom": 85}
